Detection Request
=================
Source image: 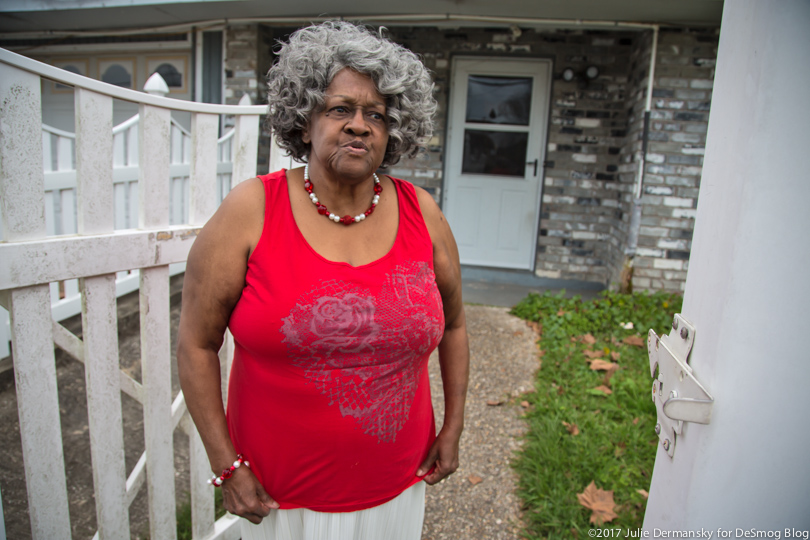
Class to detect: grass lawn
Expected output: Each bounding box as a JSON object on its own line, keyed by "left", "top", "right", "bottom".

{"left": 510, "top": 290, "right": 682, "bottom": 539}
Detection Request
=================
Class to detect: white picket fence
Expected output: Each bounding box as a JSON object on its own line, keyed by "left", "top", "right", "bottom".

{"left": 0, "top": 47, "right": 277, "bottom": 539}
{"left": 2, "top": 113, "right": 235, "bottom": 339}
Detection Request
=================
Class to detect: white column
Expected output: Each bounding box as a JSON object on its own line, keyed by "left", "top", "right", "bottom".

{"left": 643, "top": 0, "right": 810, "bottom": 531}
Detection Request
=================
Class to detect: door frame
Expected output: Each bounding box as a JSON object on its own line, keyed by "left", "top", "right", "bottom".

{"left": 442, "top": 55, "right": 553, "bottom": 271}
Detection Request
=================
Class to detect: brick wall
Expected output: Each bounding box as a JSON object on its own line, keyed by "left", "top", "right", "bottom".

{"left": 630, "top": 28, "right": 718, "bottom": 292}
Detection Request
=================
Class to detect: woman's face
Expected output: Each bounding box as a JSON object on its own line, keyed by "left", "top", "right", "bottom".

{"left": 303, "top": 68, "right": 389, "bottom": 182}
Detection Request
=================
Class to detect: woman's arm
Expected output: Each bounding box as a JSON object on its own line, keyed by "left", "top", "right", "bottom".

{"left": 176, "top": 177, "right": 278, "bottom": 522}
{"left": 414, "top": 187, "right": 470, "bottom": 485}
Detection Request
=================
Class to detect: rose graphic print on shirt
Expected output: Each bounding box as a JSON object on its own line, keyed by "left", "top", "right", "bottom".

{"left": 281, "top": 261, "right": 444, "bottom": 443}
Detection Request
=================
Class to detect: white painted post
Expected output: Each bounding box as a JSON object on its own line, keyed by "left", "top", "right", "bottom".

{"left": 643, "top": 0, "right": 810, "bottom": 532}
{"left": 75, "top": 87, "right": 131, "bottom": 538}
{"left": 187, "top": 111, "right": 220, "bottom": 537}
{"left": 189, "top": 113, "right": 219, "bottom": 225}
{"left": 0, "top": 63, "right": 72, "bottom": 539}
{"left": 230, "top": 94, "right": 260, "bottom": 187}
{"left": 138, "top": 103, "right": 178, "bottom": 540}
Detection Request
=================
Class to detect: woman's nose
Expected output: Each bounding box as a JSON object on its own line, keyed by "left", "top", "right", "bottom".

{"left": 345, "top": 110, "right": 370, "bottom": 134}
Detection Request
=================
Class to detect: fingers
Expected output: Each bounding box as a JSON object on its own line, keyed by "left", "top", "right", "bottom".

{"left": 221, "top": 468, "right": 279, "bottom": 523}
{"left": 416, "top": 437, "right": 460, "bottom": 485}
{"left": 416, "top": 445, "right": 438, "bottom": 478}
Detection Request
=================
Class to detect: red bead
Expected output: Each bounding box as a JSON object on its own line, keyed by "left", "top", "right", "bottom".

{"left": 317, "top": 205, "right": 329, "bottom": 215}
{"left": 221, "top": 469, "right": 233, "bottom": 479}
{"left": 304, "top": 181, "right": 312, "bottom": 190}
{"left": 341, "top": 215, "right": 354, "bottom": 225}
{"left": 374, "top": 183, "right": 383, "bottom": 194}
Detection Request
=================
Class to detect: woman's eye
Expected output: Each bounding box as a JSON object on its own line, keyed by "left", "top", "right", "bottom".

{"left": 332, "top": 106, "right": 348, "bottom": 114}
{"left": 370, "top": 112, "right": 384, "bottom": 121}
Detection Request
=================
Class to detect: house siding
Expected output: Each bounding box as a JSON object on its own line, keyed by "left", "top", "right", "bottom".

{"left": 236, "top": 23, "right": 718, "bottom": 292}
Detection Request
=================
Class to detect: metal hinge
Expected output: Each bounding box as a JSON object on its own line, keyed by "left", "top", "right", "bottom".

{"left": 648, "top": 314, "right": 714, "bottom": 458}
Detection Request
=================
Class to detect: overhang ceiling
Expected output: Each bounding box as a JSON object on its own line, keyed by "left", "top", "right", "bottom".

{"left": 0, "top": 0, "right": 723, "bottom": 34}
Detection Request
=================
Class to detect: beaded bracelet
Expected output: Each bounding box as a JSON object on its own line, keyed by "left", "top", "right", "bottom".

{"left": 208, "top": 454, "right": 250, "bottom": 487}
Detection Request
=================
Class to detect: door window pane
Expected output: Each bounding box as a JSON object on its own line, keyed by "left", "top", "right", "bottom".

{"left": 462, "top": 129, "right": 528, "bottom": 177}
{"left": 465, "top": 76, "right": 532, "bottom": 125}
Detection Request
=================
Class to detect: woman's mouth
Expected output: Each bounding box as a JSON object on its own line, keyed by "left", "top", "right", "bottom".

{"left": 343, "top": 141, "right": 368, "bottom": 154}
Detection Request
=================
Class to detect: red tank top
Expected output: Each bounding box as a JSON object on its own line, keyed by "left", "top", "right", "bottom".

{"left": 226, "top": 170, "right": 444, "bottom": 512}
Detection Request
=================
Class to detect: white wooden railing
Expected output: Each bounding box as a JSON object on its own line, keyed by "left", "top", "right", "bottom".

{"left": 0, "top": 47, "right": 272, "bottom": 539}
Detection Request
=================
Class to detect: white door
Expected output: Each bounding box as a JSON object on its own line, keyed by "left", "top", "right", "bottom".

{"left": 444, "top": 57, "right": 551, "bottom": 270}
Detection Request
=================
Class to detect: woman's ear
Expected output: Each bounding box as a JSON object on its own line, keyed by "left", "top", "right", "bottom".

{"left": 301, "top": 125, "right": 311, "bottom": 144}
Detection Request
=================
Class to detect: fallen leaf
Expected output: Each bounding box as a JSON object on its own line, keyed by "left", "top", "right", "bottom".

{"left": 526, "top": 321, "right": 541, "bottom": 334}
{"left": 577, "top": 481, "right": 618, "bottom": 525}
{"left": 562, "top": 421, "right": 580, "bottom": 436}
{"left": 632, "top": 417, "right": 640, "bottom": 425}
{"left": 520, "top": 400, "right": 530, "bottom": 408}
{"left": 611, "top": 351, "right": 621, "bottom": 361}
{"left": 593, "top": 409, "right": 601, "bottom": 415}
{"left": 581, "top": 333, "right": 597, "bottom": 345}
{"left": 486, "top": 400, "right": 504, "bottom": 406}
{"left": 557, "top": 309, "right": 566, "bottom": 316}
{"left": 614, "top": 445, "right": 625, "bottom": 458}
{"left": 636, "top": 489, "right": 649, "bottom": 499}
{"left": 583, "top": 350, "right": 604, "bottom": 359}
{"left": 557, "top": 386, "right": 565, "bottom": 396}
{"left": 468, "top": 474, "right": 483, "bottom": 485}
{"left": 512, "top": 330, "right": 524, "bottom": 337}
{"left": 593, "top": 385, "right": 613, "bottom": 395}
{"left": 623, "top": 335, "right": 645, "bottom": 347}
{"left": 590, "top": 360, "right": 619, "bottom": 372}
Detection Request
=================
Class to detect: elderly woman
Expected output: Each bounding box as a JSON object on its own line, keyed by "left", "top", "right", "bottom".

{"left": 177, "top": 21, "right": 469, "bottom": 540}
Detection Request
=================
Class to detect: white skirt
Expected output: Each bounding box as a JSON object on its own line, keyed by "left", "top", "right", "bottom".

{"left": 239, "top": 481, "right": 426, "bottom": 540}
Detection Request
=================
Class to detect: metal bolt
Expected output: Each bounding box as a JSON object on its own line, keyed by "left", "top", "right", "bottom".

{"left": 672, "top": 318, "right": 679, "bottom": 331}
{"left": 680, "top": 327, "right": 689, "bottom": 339}
{"left": 663, "top": 439, "right": 671, "bottom": 451}
{"left": 655, "top": 423, "right": 661, "bottom": 435}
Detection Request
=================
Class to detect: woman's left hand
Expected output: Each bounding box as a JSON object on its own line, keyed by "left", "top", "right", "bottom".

{"left": 416, "top": 427, "right": 462, "bottom": 485}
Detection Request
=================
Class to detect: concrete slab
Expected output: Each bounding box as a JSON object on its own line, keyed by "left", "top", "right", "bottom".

{"left": 461, "top": 266, "right": 605, "bottom": 308}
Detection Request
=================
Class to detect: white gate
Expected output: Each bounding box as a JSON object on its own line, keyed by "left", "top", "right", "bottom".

{"left": 0, "top": 47, "right": 270, "bottom": 539}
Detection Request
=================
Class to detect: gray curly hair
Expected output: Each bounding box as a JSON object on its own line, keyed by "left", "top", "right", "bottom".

{"left": 265, "top": 21, "right": 437, "bottom": 168}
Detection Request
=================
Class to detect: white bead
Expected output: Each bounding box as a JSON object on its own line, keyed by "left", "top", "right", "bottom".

{"left": 309, "top": 193, "right": 316, "bottom": 200}
{"left": 312, "top": 196, "right": 318, "bottom": 203}
{"left": 233, "top": 460, "right": 241, "bottom": 468}
{"left": 329, "top": 213, "right": 335, "bottom": 219}
{"left": 359, "top": 214, "right": 365, "bottom": 220}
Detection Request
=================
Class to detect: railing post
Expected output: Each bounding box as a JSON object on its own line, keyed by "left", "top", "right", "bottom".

{"left": 188, "top": 111, "right": 220, "bottom": 537}
{"left": 75, "top": 87, "right": 131, "bottom": 538}
{"left": 138, "top": 103, "right": 178, "bottom": 540}
{"left": 0, "top": 64, "right": 72, "bottom": 539}
{"left": 230, "top": 93, "right": 260, "bottom": 188}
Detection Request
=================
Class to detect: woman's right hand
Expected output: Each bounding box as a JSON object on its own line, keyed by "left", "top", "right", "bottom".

{"left": 221, "top": 466, "right": 279, "bottom": 524}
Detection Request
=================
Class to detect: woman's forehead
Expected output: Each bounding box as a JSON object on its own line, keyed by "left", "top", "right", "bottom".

{"left": 325, "top": 68, "right": 385, "bottom": 104}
